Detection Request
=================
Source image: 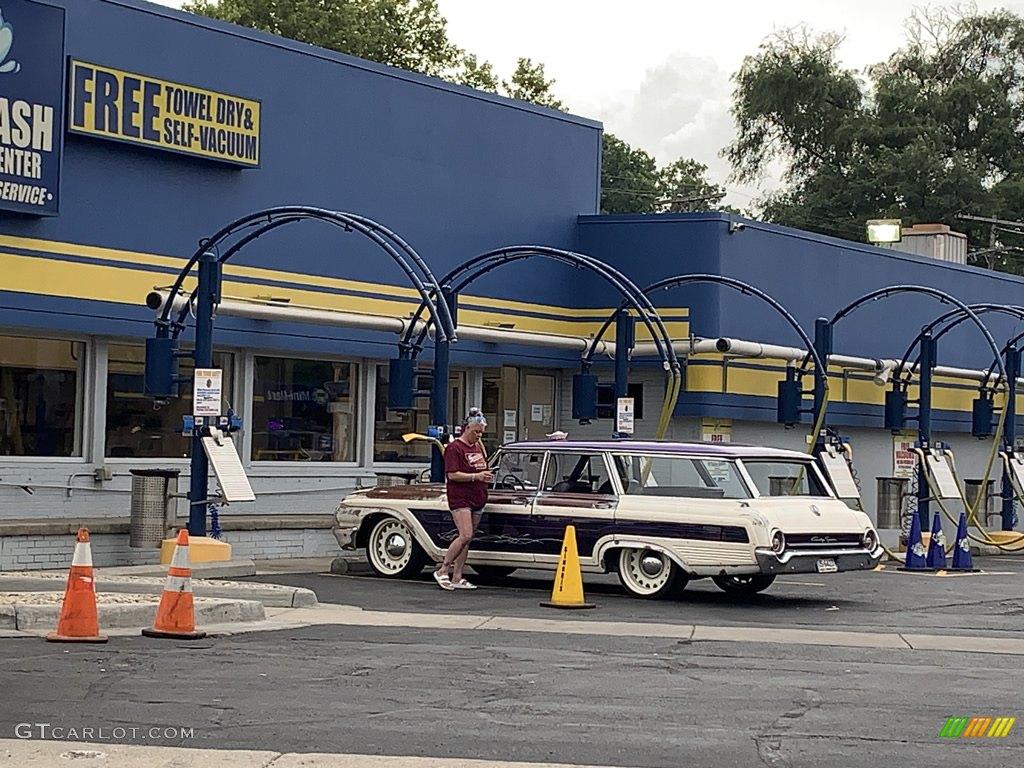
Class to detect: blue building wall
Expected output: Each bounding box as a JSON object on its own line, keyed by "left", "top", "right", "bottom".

{"left": 3, "top": 0, "right": 1023, "bottom": 428}
{"left": 0, "top": 0, "right": 602, "bottom": 365}
{"left": 578, "top": 214, "right": 1024, "bottom": 432}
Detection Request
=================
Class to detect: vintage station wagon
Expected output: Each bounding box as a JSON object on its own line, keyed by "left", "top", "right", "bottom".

{"left": 333, "top": 439, "right": 883, "bottom": 597}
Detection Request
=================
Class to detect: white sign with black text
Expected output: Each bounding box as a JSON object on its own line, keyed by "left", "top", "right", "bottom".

{"left": 616, "top": 397, "right": 634, "bottom": 435}
{"left": 193, "top": 368, "right": 223, "bottom": 417}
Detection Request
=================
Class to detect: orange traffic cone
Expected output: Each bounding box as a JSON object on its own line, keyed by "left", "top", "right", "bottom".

{"left": 540, "top": 525, "right": 595, "bottom": 609}
{"left": 47, "top": 528, "right": 107, "bottom": 643}
{"left": 142, "top": 530, "right": 206, "bottom": 640}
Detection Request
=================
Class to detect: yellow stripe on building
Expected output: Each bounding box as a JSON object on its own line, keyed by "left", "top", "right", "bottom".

{"left": 0, "top": 250, "right": 688, "bottom": 340}
{"left": 0, "top": 234, "right": 690, "bottom": 321}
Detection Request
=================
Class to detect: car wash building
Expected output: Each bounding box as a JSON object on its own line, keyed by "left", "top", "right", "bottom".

{"left": 2, "top": 0, "right": 1022, "bottom": 570}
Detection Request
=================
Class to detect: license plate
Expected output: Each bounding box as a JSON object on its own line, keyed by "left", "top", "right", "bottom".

{"left": 816, "top": 558, "right": 838, "bottom": 573}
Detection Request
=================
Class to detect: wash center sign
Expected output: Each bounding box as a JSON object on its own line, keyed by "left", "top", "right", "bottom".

{"left": 0, "top": 0, "right": 65, "bottom": 216}
{"left": 68, "top": 60, "right": 261, "bottom": 167}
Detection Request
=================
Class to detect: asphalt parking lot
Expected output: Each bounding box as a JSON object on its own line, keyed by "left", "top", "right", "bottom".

{"left": 4, "top": 556, "right": 1024, "bottom": 767}
{"left": 243, "top": 555, "right": 1024, "bottom": 637}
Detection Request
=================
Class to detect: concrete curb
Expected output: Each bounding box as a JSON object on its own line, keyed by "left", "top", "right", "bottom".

{"left": 5, "top": 596, "right": 265, "bottom": 631}
{"left": 99, "top": 560, "right": 258, "bottom": 579}
{"left": 0, "top": 573, "right": 317, "bottom": 608}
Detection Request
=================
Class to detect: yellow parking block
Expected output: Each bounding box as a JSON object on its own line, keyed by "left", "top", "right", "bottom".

{"left": 159, "top": 536, "right": 231, "bottom": 565}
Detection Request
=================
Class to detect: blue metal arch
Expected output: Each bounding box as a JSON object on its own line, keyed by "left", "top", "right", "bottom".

{"left": 401, "top": 246, "right": 681, "bottom": 372}
{"left": 157, "top": 205, "right": 456, "bottom": 343}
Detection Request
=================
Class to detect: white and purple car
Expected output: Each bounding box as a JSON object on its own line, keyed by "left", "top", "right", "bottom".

{"left": 333, "top": 439, "right": 882, "bottom": 597}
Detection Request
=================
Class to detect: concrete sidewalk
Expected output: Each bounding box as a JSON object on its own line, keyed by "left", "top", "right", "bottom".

{"left": 0, "top": 556, "right": 326, "bottom": 636}
{"left": 1, "top": 740, "right": 638, "bottom": 768}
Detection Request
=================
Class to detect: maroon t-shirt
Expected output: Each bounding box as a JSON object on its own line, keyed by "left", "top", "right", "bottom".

{"left": 444, "top": 438, "right": 489, "bottom": 511}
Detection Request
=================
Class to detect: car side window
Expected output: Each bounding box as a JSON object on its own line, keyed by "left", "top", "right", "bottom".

{"left": 617, "top": 454, "right": 749, "bottom": 499}
{"left": 492, "top": 450, "right": 545, "bottom": 491}
{"left": 542, "top": 452, "right": 613, "bottom": 494}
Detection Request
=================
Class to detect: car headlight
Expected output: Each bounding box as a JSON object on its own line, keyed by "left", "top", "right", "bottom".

{"left": 771, "top": 530, "right": 786, "bottom": 554}
{"left": 862, "top": 529, "right": 878, "bottom": 551}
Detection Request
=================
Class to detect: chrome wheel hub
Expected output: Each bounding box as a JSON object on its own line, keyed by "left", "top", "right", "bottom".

{"left": 385, "top": 533, "right": 408, "bottom": 558}
{"left": 369, "top": 519, "right": 413, "bottom": 574}
{"left": 619, "top": 548, "right": 672, "bottom": 595}
{"left": 640, "top": 554, "right": 665, "bottom": 577}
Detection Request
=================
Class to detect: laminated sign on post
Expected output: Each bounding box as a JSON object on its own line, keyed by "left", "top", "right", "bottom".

{"left": 616, "top": 397, "right": 634, "bottom": 435}
{"left": 193, "top": 368, "right": 222, "bottom": 417}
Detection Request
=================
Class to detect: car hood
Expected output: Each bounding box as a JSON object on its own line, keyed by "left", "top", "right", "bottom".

{"left": 339, "top": 483, "right": 446, "bottom": 506}
{"left": 743, "top": 497, "right": 872, "bottom": 533}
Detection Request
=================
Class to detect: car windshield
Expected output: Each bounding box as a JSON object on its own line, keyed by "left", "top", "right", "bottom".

{"left": 613, "top": 454, "right": 751, "bottom": 499}
{"left": 739, "top": 459, "right": 831, "bottom": 497}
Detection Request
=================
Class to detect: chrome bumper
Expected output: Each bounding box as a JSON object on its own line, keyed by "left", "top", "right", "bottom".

{"left": 754, "top": 546, "right": 883, "bottom": 574}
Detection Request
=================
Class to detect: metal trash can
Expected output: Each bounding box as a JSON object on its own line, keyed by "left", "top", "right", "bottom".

{"left": 876, "top": 477, "right": 908, "bottom": 529}
{"left": 129, "top": 469, "right": 180, "bottom": 548}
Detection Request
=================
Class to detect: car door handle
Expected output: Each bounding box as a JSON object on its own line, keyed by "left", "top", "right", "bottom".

{"left": 593, "top": 502, "right": 615, "bottom": 509}
{"left": 511, "top": 497, "right": 529, "bottom": 505}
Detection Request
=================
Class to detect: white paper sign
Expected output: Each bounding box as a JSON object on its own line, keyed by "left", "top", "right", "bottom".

{"left": 531, "top": 404, "right": 543, "bottom": 422}
{"left": 193, "top": 368, "right": 223, "bottom": 417}
{"left": 893, "top": 431, "right": 917, "bottom": 479}
{"left": 616, "top": 397, "right": 634, "bottom": 435}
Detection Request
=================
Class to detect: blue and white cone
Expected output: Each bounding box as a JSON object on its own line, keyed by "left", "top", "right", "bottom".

{"left": 950, "top": 512, "right": 977, "bottom": 572}
{"left": 901, "top": 512, "right": 929, "bottom": 570}
{"left": 925, "top": 512, "right": 947, "bottom": 570}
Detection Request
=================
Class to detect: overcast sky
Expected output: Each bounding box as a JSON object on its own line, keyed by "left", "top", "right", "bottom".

{"left": 146, "top": 0, "right": 1024, "bottom": 208}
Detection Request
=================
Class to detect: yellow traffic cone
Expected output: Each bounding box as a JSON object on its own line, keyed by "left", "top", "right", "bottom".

{"left": 540, "top": 525, "right": 595, "bottom": 609}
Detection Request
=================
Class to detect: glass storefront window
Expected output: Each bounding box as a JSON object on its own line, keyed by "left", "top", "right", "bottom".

{"left": 106, "top": 344, "right": 234, "bottom": 458}
{"left": 373, "top": 365, "right": 465, "bottom": 463}
{"left": 252, "top": 357, "right": 357, "bottom": 462}
{"left": 0, "top": 336, "right": 82, "bottom": 457}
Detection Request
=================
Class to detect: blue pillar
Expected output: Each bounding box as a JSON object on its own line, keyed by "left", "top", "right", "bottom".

{"left": 1001, "top": 345, "right": 1019, "bottom": 531}
{"left": 188, "top": 252, "right": 221, "bottom": 537}
{"left": 812, "top": 318, "right": 832, "bottom": 451}
{"left": 917, "top": 332, "right": 936, "bottom": 530}
{"left": 614, "top": 310, "right": 634, "bottom": 438}
{"left": 430, "top": 289, "right": 456, "bottom": 483}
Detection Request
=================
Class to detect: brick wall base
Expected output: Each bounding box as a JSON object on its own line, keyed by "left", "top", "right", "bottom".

{"left": 0, "top": 528, "right": 339, "bottom": 571}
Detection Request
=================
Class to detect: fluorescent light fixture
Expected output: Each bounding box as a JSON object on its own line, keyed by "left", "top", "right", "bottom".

{"left": 866, "top": 219, "right": 902, "bottom": 244}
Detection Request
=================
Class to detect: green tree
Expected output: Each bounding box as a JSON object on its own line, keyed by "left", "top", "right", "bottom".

{"left": 726, "top": 9, "right": 1024, "bottom": 271}
{"left": 502, "top": 58, "right": 564, "bottom": 110}
{"left": 183, "top": 0, "right": 564, "bottom": 111}
{"left": 656, "top": 158, "right": 735, "bottom": 213}
{"left": 601, "top": 135, "right": 731, "bottom": 214}
{"left": 183, "top": 0, "right": 460, "bottom": 77}
{"left": 600, "top": 134, "right": 661, "bottom": 214}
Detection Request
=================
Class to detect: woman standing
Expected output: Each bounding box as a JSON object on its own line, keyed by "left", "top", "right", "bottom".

{"left": 433, "top": 407, "right": 493, "bottom": 590}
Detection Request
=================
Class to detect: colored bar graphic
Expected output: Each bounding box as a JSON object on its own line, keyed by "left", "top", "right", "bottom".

{"left": 940, "top": 716, "right": 1015, "bottom": 738}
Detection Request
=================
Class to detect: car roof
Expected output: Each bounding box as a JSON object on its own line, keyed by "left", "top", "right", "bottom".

{"left": 499, "top": 439, "right": 812, "bottom": 461}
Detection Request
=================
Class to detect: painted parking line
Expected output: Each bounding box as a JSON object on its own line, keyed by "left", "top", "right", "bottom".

{"left": 775, "top": 579, "right": 827, "bottom": 587}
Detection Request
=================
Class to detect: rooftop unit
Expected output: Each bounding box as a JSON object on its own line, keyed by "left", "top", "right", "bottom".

{"left": 891, "top": 223, "right": 967, "bottom": 265}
